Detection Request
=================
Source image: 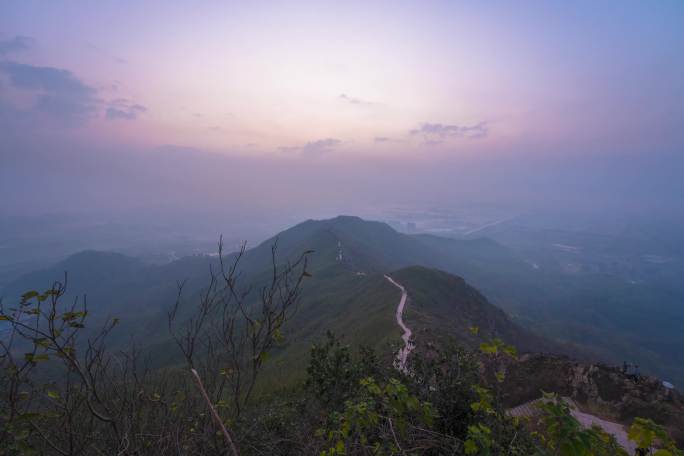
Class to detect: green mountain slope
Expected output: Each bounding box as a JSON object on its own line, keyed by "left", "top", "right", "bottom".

{"left": 2, "top": 215, "right": 682, "bottom": 386}
{"left": 1, "top": 216, "right": 548, "bottom": 384}
{"left": 391, "top": 266, "right": 556, "bottom": 354}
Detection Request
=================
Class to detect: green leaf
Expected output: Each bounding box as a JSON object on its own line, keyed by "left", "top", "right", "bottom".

{"left": 33, "top": 338, "right": 50, "bottom": 348}
{"left": 479, "top": 341, "right": 498, "bottom": 355}
{"left": 62, "top": 311, "right": 87, "bottom": 321}
{"left": 273, "top": 328, "right": 284, "bottom": 343}
{"left": 21, "top": 291, "right": 39, "bottom": 303}
{"left": 464, "top": 439, "right": 478, "bottom": 454}
{"left": 503, "top": 344, "right": 518, "bottom": 358}
{"left": 653, "top": 450, "right": 672, "bottom": 456}
{"left": 406, "top": 396, "right": 419, "bottom": 411}
{"left": 47, "top": 390, "right": 60, "bottom": 400}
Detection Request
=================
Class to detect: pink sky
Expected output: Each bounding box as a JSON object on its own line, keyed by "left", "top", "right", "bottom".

{"left": 1, "top": 1, "right": 683, "bottom": 218}
{"left": 2, "top": 1, "right": 682, "bottom": 157}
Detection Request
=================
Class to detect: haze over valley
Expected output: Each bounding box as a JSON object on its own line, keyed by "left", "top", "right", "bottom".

{"left": 2, "top": 2, "right": 684, "bottom": 454}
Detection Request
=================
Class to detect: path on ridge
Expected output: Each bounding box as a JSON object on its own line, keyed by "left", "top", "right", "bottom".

{"left": 385, "top": 275, "right": 414, "bottom": 372}
{"left": 509, "top": 398, "right": 636, "bottom": 453}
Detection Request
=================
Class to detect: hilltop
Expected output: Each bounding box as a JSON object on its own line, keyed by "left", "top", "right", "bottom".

{"left": 2, "top": 215, "right": 684, "bottom": 452}
{"left": 1, "top": 215, "right": 678, "bottom": 381}
{"left": 0, "top": 215, "right": 560, "bottom": 381}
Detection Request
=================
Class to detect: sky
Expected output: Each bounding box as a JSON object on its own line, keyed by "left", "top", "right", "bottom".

{"left": 1, "top": 1, "right": 683, "bottom": 223}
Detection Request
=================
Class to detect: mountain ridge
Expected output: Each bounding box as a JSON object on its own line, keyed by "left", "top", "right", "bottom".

{"left": 0, "top": 215, "right": 557, "bottom": 379}
{"left": 2, "top": 215, "right": 681, "bottom": 387}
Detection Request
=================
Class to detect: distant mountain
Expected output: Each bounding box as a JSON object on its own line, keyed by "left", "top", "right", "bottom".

{"left": 0, "top": 216, "right": 555, "bottom": 384}
{"left": 3, "top": 250, "right": 146, "bottom": 294}
{"left": 2, "top": 215, "right": 682, "bottom": 387}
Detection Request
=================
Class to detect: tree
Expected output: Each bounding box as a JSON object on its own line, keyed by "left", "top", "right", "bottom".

{"left": 0, "top": 238, "right": 311, "bottom": 455}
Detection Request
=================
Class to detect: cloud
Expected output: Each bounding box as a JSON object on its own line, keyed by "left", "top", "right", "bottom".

{"left": 106, "top": 105, "right": 146, "bottom": 120}
{"left": 301, "top": 138, "right": 341, "bottom": 155}
{"left": 0, "top": 36, "right": 34, "bottom": 56}
{"left": 105, "top": 98, "right": 147, "bottom": 120}
{"left": 0, "top": 61, "right": 98, "bottom": 123}
{"left": 374, "top": 136, "right": 390, "bottom": 143}
{"left": 0, "top": 61, "right": 94, "bottom": 96}
{"left": 0, "top": 38, "right": 144, "bottom": 129}
{"left": 410, "top": 122, "right": 488, "bottom": 144}
{"left": 280, "top": 138, "right": 341, "bottom": 156}
{"left": 339, "top": 93, "right": 376, "bottom": 106}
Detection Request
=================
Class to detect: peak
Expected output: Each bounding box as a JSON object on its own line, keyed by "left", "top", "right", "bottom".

{"left": 60, "top": 250, "right": 142, "bottom": 269}
{"left": 329, "top": 215, "right": 364, "bottom": 222}
{"left": 307, "top": 215, "right": 371, "bottom": 225}
{"left": 325, "top": 215, "right": 395, "bottom": 231}
{"left": 67, "top": 249, "right": 121, "bottom": 258}
{"left": 284, "top": 215, "right": 397, "bottom": 237}
{"left": 64, "top": 250, "right": 133, "bottom": 261}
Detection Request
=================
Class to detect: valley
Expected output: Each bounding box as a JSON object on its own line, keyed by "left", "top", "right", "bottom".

{"left": 4, "top": 4, "right": 682, "bottom": 453}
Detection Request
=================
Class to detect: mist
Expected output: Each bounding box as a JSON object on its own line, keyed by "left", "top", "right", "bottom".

{"left": 4, "top": 135, "right": 682, "bottom": 219}
{"left": 1, "top": 0, "right": 683, "bottom": 287}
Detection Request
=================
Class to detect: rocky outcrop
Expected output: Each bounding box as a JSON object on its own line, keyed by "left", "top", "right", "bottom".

{"left": 502, "top": 354, "right": 684, "bottom": 444}
{"left": 509, "top": 397, "right": 637, "bottom": 454}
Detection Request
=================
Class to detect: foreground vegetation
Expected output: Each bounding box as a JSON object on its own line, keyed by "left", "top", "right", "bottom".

{"left": 1, "top": 245, "right": 681, "bottom": 455}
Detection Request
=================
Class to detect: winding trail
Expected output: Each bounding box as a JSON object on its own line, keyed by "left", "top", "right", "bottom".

{"left": 384, "top": 275, "right": 414, "bottom": 372}
{"left": 509, "top": 397, "right": 635, "bottom": 454}
{"left": 384, "top": 274, "right": 633, "bottom": 453}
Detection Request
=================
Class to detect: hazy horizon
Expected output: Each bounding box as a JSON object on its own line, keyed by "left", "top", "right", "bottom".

{"left": 3, "top": 5, "right": 684, "bottom": 447}
{"left": 2, "top": 1, "right": 683, "bottom": 229}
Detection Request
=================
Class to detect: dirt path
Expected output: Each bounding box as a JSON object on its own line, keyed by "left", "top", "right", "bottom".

{"left": 384, "top": 275, "right": 414, "bottom": 372}
{"left": 508, "top": 397, "right": 636, "bottom": 453}
{"left": 571, "top": 406, "right": 635, "bottom": 453}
